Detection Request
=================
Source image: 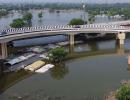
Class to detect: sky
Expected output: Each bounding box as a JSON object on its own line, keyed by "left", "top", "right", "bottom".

{"left": 0, "top": 0, "right": 130, "bottom": 4}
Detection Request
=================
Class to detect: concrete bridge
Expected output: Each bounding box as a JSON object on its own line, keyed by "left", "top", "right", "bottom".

{"left": 0, "top": 20, "right": 130, "bottom": 59}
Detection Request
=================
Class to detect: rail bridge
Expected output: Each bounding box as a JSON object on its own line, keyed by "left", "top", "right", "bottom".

{"left": 0, "top": 20, "right": 130, "bottom": 59}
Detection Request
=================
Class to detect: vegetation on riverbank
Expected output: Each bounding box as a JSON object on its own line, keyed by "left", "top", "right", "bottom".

{"left": 10, "top": 12, "right": 33, "bottom": 28}
{"left": 10, "top": 18, "right": 26, "bottom": 28}
{"left": 0, "top": 9, "right": 9, "bottom": 17}
{"left": 107, "top": 80, "right": 130, "bottom": 100}
{"left": 48, "top": 47, "right": 67, "bottom": 63}
{"left": 0, "top": 3, "right": 130, "bottom": 26}
{"left": 38, "top": 11, "right": 43, "bottom": 19}
{"left": 69, "top": 18, "right": 86, "bottom": 25}
{"left": 1, "top": 3, "right": 130, "bottom": 19}
{"left": 23, "top": 12, "right": 33, "bottom": 24}
{"left": 116, "top": 84, "right": 130, "bottom": 100}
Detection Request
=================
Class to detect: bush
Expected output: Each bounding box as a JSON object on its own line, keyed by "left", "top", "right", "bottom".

{"left": 116, "top": 84, "right": 130, "bottom": 100}
{"left": 23, "top": 12, "right": 33, "bottom": 23}
{"left": 38, "top": 11, "right": 43, "bottom": 18}
{"left": 69, "top": 18, "right": 86, "bottom": 25}
{"left": 10, "top": 18, "right": 26, "bottom": 28}
{"left": 48, "top": 47, "right": 67, "bottom": 63}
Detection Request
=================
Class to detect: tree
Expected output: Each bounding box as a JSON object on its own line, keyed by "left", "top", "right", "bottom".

{"left": 107, "top": 8, "right": 118, "bottom": 17}
{"left": 69, "top": 18, "right": 86, "bottom": 25}
{"left": 23, "top": 12, "right": 33, "bottom": 23}
{"left": 10, "top": 18, "right": 26, "bottom": 28}
{"left": 121, "top": 8, "right": 130, "bottom": 20}
{"left": 48, "top": 47, "right": 67, "bottom": 63}
{"left": 38, "top": 11, "right": 43, "bottom": 19}
{"left": 116, "top": 84, "right": 130, "bottom": 100}
{"left": 88, "top": 15, "right": 95, "bottom": 24}
{"left": 0, "top": 9, "right": 9, "bottom": 17}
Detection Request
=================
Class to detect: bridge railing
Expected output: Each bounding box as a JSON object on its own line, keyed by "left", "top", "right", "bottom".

{"left": 0, "top": 24, "right": 128, "bottom": 36}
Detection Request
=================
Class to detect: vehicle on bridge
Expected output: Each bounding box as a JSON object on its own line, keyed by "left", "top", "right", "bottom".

{"left": 120, "top": 24, "right": 130, "bottom": 28}
{"left": 0, "top": 31, "right": 7, "bottom": 35}
{"left": 73, "top": 25, "right": 81, "bottom": 28}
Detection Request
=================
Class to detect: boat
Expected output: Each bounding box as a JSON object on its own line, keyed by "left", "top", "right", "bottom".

{"left": 26, "top": 53, "right": 36, "bottom": 59}
{"left": 24, "top": 60, "right": 45, "bottom": 71}
{"left": 57, "top": 41, "right": 69, "bottom": 46}
{"left": 47, "top": 44, "right": 60, "bottom": 49}
{"left": 6, "top": 53, "right": 36, "bottom": 66}
{"left": 35, "top": 67, "right": 48, "bottom": 73}
{"left": 35, "top": 64, "right": 54, "bottom": 73}
{"left": 6, "top": 56, "right": 27, "bottom": 66}
{"left": 39, "top": 54, "right": 49, "bottom": 59}
{"left": 57, "top": 41, "right": 83, "bottom": 46}
{"left": 43, "top": 64, "right": 54, "bottom": 69}
{"left": 28, "top": 46, "right": 46, "bottom": 53}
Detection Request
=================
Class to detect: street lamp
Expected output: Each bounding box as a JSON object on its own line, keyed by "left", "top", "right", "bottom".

{"left": 82, "top": 3, "right": 86, "bottom": 24}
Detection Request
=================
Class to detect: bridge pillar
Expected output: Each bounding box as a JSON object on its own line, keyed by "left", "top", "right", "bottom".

{"left": 69, "top": 34, "right": 75, "bottom": 45}
{"left": 0, "top": 43, "right": 8, "bottom": 59}
{"left": 69, "top": 34, "right": 75, "bottom": 54}
{"left": 117, "top": 32, "right": 126, "bottom": 45}
{"left": 69, "top": 44, "right": 74, "bottom": 54}
{"left": 117, "top": 44, "right": 125, "bottom": 55}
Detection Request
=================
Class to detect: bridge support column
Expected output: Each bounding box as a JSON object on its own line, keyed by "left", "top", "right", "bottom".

{"left": 117, "top": 32, "right": 126, "bottom": 45}
{"left": 117, "top": 44, "right": 125, "bottom": 55}
{"left": 69, "top": 34, "right": 75, "bottom": 45}
{"left": 0, "top": 43, "right": 8, "bottom": 59}
{"left": 69, "top": 34, "right": 75, "bottom": 54}
{"left": 69, "top": 44, "right": 74, "bottom": 54}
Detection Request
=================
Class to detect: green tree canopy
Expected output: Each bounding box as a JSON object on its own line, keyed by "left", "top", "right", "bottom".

{"left": 23, "top": 12, "right": 33, "bottom": 22}
{"left": 48, "top": 47, "right": 67, "bottom": 63}
{"left": 69, "top": 18, "right": 86, "bottom": 25}
{"left": 38, "top": 11, "right": 43, "bottom": 18}
{"left": 10, "top": 18, "right": 26, "bottom": 28}
{"left": 0, "top": 10, "right": 9, "bottom": 17}
{"left": 122, "top": 8, "right": 130, "bottom": 20}
{"left": 88, "top": 15, "right": 95, "bottom": 24}
{"left": 107, "top": 8, "right": 119, "bottom": 17}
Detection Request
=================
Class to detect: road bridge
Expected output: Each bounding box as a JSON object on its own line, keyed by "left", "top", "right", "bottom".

{"left": 0, "top": 20, "right": 130, "bottom": 59}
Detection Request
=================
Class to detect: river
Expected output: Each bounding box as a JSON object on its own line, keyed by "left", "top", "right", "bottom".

{"left": 0, "top": 10, "right": 129, "bottom": 100}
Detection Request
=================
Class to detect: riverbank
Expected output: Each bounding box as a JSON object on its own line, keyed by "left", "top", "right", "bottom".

{"left": 106, "top": 79, "right": 130, "bottom": 100}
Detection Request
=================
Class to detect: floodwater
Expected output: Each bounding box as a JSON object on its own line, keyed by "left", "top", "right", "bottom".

{"left": 0, "top": 10, "right": 129, "bottom": 100}
{"left": 1, "top": 39, "right": 130, "bottom": 100}
{"left": 0, "top": 9, "right": 122, "bottom": 46}
{"left": 0, "top": 10, "right": 89, "bottom": 30}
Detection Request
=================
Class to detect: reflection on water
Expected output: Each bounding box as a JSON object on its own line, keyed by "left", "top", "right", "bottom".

{"left": 72, "top": 40, "right": 115, "bottom": 54}
{"left": 128, "top": 65, "right": 130, "bottom": 70}
{"left": 50, "top": 63, "right": 69, "bottom": 80}
{"left": 87, "top": 41, "right": 99, "bottom": 51}
{"left": 1, "top": 41, "right": 130, "bottom": 99}
{"left": 0, "top": 70, "right": 32, "bottom": 93}
{"left": 6, "top": 88, "right": 64, "bottom": 100}
{"left": 116, "top": 44, "right": 125, "bottom": 55}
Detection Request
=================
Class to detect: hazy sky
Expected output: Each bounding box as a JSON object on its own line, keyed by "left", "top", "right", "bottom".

{"left": 0, "top": 0, "right": 130, "bottom": 4}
